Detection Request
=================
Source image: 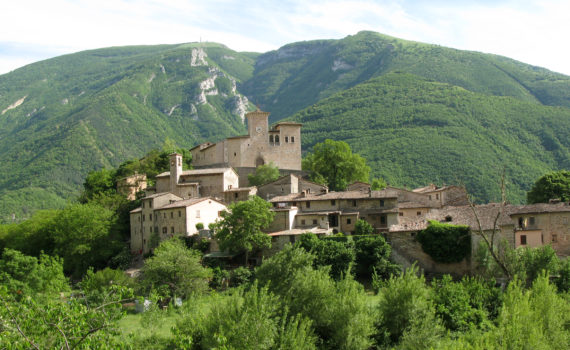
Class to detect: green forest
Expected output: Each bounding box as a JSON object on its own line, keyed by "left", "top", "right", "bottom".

{"left": 1, "top": 31, "right": 570, "bottom": 218}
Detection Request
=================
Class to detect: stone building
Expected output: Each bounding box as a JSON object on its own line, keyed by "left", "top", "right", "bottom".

{"left": 155, "top": 153, "right": 239, "bottom": 200}
{"left": 256, "top": 174, "right": 328, "bottom": 200}
{"left": 509, "top": 202, "right": 570, "bottom": 255}
{"left": 269, "top": 189, "right": 400, "bottom": 234}
{"left": 116, "top": 173, "right": 147, "bottom": 200}
{"left": 130, "top": 196, "right": 227, "bottom": 255}
{"left": 190, "top": 110, "right": 302, "bottom": 186}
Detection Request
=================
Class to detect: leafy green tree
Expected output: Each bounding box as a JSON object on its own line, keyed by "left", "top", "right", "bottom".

{"left": 0, "top": 248, "right": 69, "bottom": 297}
{"left": 527, "top": 170, "right": 570, "bottom": 204}
{"left": 139, "top": 238, "right": 211, "bottom": 299}
{"left": 214, "top": 196, "right": 274, "bottom": 264}
{"left": 375, "top": 265, "right": 443, "bottom": 347}
{"left": 354, "top": 218, "right": 374, "bottom": 235}
{"left": 79, "top": 168, "right": 116, "bottom": 203}
{"left": 295, "top": 234, "right": 355, "bottom": 280}
{"left": 302, "top": 139, "right": 370, "bottom": 191}
{"left": 370, "top": 177, "right": 387, "bottom": 190}
{"left": 354, "top": 235, "right": 400, "bottom": 280}
{"left": 248, "top": 162, "right": 280, "bottom": 186}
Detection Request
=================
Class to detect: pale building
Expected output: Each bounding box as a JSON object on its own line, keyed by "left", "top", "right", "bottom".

{"left": 116, "top": 173, "right": 147, "bottom": 200}
{"left": 256, "top": 174, "right": 328, "bottom": 200}
{"left": 130, "top": 196, "right": 227, "bottom": 255}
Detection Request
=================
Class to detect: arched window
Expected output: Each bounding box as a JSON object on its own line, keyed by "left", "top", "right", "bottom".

{"left": 269, "top": 135, "right": 274, "bottom": 143}
{"left": 256, "top": 157, "right": 265, "bottom": 167}
{"left": 275, "top": 135, "right": 280, "bottom": 145}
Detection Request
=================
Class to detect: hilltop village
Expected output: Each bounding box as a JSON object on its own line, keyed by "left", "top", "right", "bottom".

{"left": 129, "top": 110, "right": 570, "bottom": 274}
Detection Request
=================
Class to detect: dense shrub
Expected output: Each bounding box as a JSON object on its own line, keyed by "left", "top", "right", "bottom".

{"left": 354, "top": 235, "right": 400, "bottom": 280}
{"left": 416, "top": 220, "right": 471, "bottom": 263}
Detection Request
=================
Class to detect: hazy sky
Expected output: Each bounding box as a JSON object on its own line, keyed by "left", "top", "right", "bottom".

{"left": 1, "top": 0, "right": 569, "bottom": 75}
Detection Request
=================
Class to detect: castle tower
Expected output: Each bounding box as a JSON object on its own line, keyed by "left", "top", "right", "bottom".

{"left": 169, "top": 153, "right": 182, "bottom": 193}
{"left": 246, "top": 110, "right": 270, "bottom": 141}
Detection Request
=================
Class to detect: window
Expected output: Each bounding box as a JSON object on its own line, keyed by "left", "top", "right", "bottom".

{"left": 380, "top": 215, "right": 386, "bottom": 225}
{"left": 291, "top": 136, "right": 295, "bottom": 143}
{"left": 234, "top": 192, "right": 238, "bottom": 199}
{"left": 163, "top": 213, "right": 166, "bottom": 218}
{"left": 162, "top": 227, "right": 167, "bottom": 234}
{"left": 520, "top": 235, "right": 527, "bottom": 245}
{"left": 436, "top": 194, "right": 439, "bottom": 200}
{"left": 417, "top": 211, "right": 421, "bottom": 216}
{"left": 234, "top": 152, "right": 237, "bottom": 157}
{"left": 518, "top": 217, "right": 524, "bottom": 228}
{"left": 171, "top": 227, "right": 174, "bottom": 233}
{"left": 150, "top": 202, "right": 152, "bottom": 208}
{"left": 399, "top": 212, "right": 404, "bottom": 217}
{"left": 529, "top": 217, "right": 535, "bottom": 225}
{"left": 196, "top": 210, "right": 200, "bottom": 218}
{"left": 352, "top": 200, "right": 357, "bottom": 207}
{"left": 275, "top": 135, "right": 280, "bottom": 144}
{"left": 445, "top": 216, "right": 452, "bottom": 222}
{"left": 292, "top": 201, "right": 297, "bottom": 206}
{"left": 289, "top": 235, "right": 295, "bottom": 243}
{"left": 150, "top": 214, "right": 152, "bottom": 221}
{"left": 269, "top": 135, "right": 274, "bottom": 143}
{"left": 331, "top": 200, "right": 336, "bottom": 205}
{"left": 218, "top": 210, "right": 224, "bottom": 217}
{"left": 312, "top": 219, "right": 317, "bottom": 225}
{"left": 301, "top": 219, "right": 306, "bottom": 225}
{"left": 428, "top": 195, "right": 432, "bottom": 200}
{"left": 347, "top": 218, "right": 351, "bottom": 224}
{"left": 306, "top": 202, "right": 311, "bottom": 208}
{"left": 171, "top": 212, "right": 173, "bottom": 218}
{"left": 178, "top": 210, "right": 181, "bottom": 217}
{"left": 380, "top": 200, "right": 385, "bottom": 207}
{"left": 552, "top": 234, "right": 558, "bottom": 243}
{"left": 285, "top": 136, "right": 289, "bottom": 143}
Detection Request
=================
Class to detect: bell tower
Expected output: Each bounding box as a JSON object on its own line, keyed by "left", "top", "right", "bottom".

{"left": 246, "top": 110, "right": 270, "bottom": 141}
{"left": 169, "top": 153, "right": 182, "bottom": 193}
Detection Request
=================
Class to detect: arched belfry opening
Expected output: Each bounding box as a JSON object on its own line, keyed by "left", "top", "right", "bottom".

{"left": 255, "top": 156, "right": 265, "bottom": 167}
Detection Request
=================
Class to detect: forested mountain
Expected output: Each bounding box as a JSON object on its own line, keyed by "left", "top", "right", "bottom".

{"left": 1, "top": 31, "right": 570, "bottom": 219}
{"left": 288, "top": 72, "right": 570, "bottom": 203}
{"left": 244, "top": 31, "right": 570, "bottom": 122}
{"left": 0, "top": 44, "right": 254, "bottom": 219}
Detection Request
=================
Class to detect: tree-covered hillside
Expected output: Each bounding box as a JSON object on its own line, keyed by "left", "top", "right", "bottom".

{"left": 289, "top": 72, "right": 570, "bottom": 203}
{"left": 2, "top": 31, "right": 570, "bottom": 218}
{"left": 0, "top": 44, "right": 255, "bottom": 220}
{"left": 243, "top": 31, "right": 570, "bottom": 122}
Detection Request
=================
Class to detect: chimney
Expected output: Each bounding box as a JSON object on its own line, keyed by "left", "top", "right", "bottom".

{"left": 170, "top": 153, "right": 183, "bottom": 193}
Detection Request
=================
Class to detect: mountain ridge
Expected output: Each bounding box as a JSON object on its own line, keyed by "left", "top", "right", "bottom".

{"left": 1, "top": 31, "right": 570, "bottom": 219}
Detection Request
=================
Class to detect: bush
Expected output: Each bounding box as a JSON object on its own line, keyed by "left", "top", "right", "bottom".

{"left": 295, "top": 233, "right": 355, "bottom": 280}
{"left": 139, "top": 238, "right": 211, "bottom": 299}
{"left": 354, "top": 219, "right": 374, "bottom": 235}
{"left": 375, "top": 265, "right": 442, "bottom": 347}
{"left": 354, "top": 235, "right": 400, "bottom": 280}
{"left": 195, "top": 222, "right": 204, "bottom": 230}
{"left": 230, "top": 266, "right": 253, "bottom": 287}
{"left": 416, "top": 220, "right": 471, "bottom": 263}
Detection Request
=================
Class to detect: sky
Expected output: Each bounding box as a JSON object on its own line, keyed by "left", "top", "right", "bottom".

{"left": 1, "top": 0, "right": 569, "bottom": 75}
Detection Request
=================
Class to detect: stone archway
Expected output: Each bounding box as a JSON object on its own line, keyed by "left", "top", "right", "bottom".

{"left": 255, "top": 156, "right": 265, "bottom": 167}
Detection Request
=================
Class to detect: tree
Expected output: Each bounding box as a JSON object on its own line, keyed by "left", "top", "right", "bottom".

{"left": 354, "top": 219, "right": 374, "bottom": 235}
{"left": 248, "top": 162, "right": 280, "bottom": 186}
{"left": 213, "top": 196, "right": 274, "bottom": 264}
{"left": 139, "top": 238, "right": 211, "bottom": 299}
{"left": 371, "top": 177, "right": 387, "bottom": 190}
{"left": 302, "top": 139, "right": 370, "bottom": 191}
{"left": 527, "top": 170, "right": 570, "bottom": 204}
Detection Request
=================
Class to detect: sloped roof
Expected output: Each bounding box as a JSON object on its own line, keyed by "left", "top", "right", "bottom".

{"left": 509, "top": 202, "right": 570, "bottom": 215}
{"left": 390, "top": 203, "right": 515, "bottom": 232}
{"left": 130, "top": 207, "right": 142, "bottom": 213}
{"left": 142, "top": 192, "right": 182, "bottom": 200}
{"left": 155, "top": 197, "right": 225, "bottom": 210}
{"left": 156, "top": 168, "right": 236, "bottom": 178}
{"left": 270, "top": 189, "right": 397, "bottom": 202}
